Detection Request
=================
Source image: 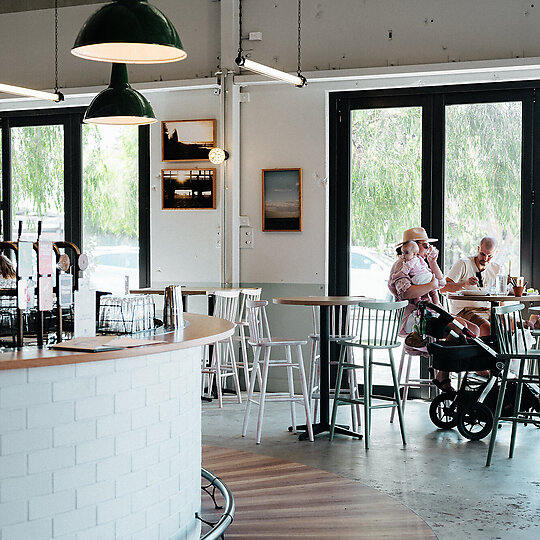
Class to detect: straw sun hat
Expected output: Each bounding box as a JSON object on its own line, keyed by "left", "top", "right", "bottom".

{"left": 395, "top": 227, "right": 438, "bottom": 248}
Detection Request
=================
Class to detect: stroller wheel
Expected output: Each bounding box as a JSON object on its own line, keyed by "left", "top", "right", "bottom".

{"left": 457, "top": 403, "right": 494, "bottom": 440}
{"left": 429, "top": 394, "right": 458, "bottom": 429}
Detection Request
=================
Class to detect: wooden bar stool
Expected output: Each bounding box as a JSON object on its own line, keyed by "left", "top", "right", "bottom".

{"left": 242, "top": 300, "right": 313, "bottom": 444}
{"left": 486, "top": 303, "right": 540, "bottom": 466}
{"left": 330, "top": 300, "right": 408, "bottom": 449}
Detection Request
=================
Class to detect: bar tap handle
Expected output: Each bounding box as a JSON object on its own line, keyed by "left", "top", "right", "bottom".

{"left": 17, "top": 221, "right": 22, "bottom": 242}
{"left": 37, "top": 220, "right": 42, "bottom": 240}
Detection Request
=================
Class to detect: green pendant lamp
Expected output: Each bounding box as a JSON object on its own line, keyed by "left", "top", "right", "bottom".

{"left": 72, "top": 0, "right": 186, "bottom": 64}
{"left": 84, "top": 63, "right": 156, "bottom": 125}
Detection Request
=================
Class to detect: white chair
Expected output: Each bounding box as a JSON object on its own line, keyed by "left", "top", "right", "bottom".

{"left": 309, "top": 305, "right": 362, "bottom": 432}
{"left": 232, "top": 288, "right": 263, "bottom": 390}
{"left": 242, "top": 300, "right": 314, "bottom": 443}
{"left": 202, "top": 290, "right": 242, "bottom": 408}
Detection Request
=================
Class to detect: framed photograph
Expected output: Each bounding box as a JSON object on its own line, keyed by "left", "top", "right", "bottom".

{"left": 262, "top": 168, "right": 302, "bottom": 232}
{"left": 161, "top": 119, "right": 216, "bottom": 162}
{"left": 162, "top": 168, "right": 216, "bottom": 210}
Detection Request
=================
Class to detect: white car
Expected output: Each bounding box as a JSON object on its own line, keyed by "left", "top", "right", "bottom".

{"left": 349, "top": 247, "right": 394, "bottom": 300}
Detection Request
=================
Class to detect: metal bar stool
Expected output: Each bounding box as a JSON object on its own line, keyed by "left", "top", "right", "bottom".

{"left": 486, "top": 303, "right": 540, "bottom": 466}
{"left": 329, "top": 300, "right": 408, "bottom": 449}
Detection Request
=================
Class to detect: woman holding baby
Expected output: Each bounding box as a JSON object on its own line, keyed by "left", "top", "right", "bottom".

{"left": 388, "top": 227, "right": 479, "bottom": 393}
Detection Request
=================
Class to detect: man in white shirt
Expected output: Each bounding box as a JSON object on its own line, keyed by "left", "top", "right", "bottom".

{"left": 441, "top": 237, "right": 500, "bottom": 336}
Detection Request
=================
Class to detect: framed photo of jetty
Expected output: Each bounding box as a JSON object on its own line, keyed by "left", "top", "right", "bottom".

{"left": 161, "top": 119, "right": 216, "bottom": 162}
{"left": 162, "top": 168, "right": 216, "bottom": 210}
{"left": 262, "top": 168, "right": 302, "bottom": 232}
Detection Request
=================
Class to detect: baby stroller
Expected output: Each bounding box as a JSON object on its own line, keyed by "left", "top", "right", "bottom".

{"left": 417, "top": 301, "right": 502, "bottom": 440}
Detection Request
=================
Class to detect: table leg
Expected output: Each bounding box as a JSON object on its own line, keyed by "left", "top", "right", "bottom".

{"left": 297, "top": 304, "right": 362, "bottom": 440}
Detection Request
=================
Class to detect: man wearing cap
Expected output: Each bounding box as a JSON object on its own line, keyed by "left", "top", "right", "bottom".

{"left": 441, "top": 236, "right": 500, "bottom": 337}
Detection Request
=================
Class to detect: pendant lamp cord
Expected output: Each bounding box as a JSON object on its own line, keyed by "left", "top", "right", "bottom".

{"left": 54, "top": 0, "right": 63, "bottom": 101}
{"left": 297, "top": 0, "right": 302, "bottom": 77}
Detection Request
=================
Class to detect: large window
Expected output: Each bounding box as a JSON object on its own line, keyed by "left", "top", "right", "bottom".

{"left": 1, "top": 109, "right": 149, "bottom": 291}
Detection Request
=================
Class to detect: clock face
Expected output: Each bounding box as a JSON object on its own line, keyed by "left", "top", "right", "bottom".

{"left": 78, "top": 253, "right": 89, "bottom": 271}
{"left": 57, "top": 253, "right": 70, "bottom": 272}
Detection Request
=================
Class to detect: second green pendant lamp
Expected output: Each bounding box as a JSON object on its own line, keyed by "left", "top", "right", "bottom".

{"left": 73, "top": 0, "right": 187, "bottom": 125}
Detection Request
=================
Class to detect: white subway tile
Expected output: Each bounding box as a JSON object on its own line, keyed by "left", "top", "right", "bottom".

{"left": 0, "top": 454, "right": 27, "bottom": 479}
{"left": 53, "top": 377, "right": 95, "bottom": 402}
{"left": 1, "top": 427, "right": 52, "bottom": 456}
{"left": 0, "top": 499, "right": 27, "bottom": 526}
{"left": 132, "top": 365, "right": 160, "bottom": 389}
{"left": 54, "top": 420, "right": 96, "bottom": 447}
{"left": 96, "top": 371, "right": 131, "bottom": 395}
{"left": 76, "top": 480, "right": 115, "bottom": 508}
{"left": 2, "top": 517, "right": 52, "bottom": 540}
{"left": 76, "top": 437, "right": 114, "bottom": 464}
{"left": 96, "top": 454, "right": 131, "bottom": 483}
{"left": 28, "top": 364, "right": 75, "bottom": 382}
{"left": 75, "top": 360, "right": 115, "bottom": 377}
{"left": 115, "top": 356, "right": 147, "bottom": 372}
{"left": 75, "top": 522, "right": 114, "bottom": 540}
{"left": 29, "top": 490, "right": 76, "bottom": 520}
{"left": 136, "top": 524, "right": 160, "bottom": 540}
{"left": 131, "top": 484, "right": 159, "bottom": 513}
{"left": 1, "top": 472, "right": 52, "bottom": 502}
{"left": 75, "top": 395, "right": 114, "bottom": 420}
{"left": 96, "top": 412, "right": 131, "bottom": 438}
{"left": 115, "top": 389, "right": 146, "bottom": 413}
{"left": 145, "top": 499, "right": 170, "bottom": 527}
{"left": 96, "top": 496, "right": 130, "bottom": 524}
{"left": 28, "top": 401, "right": 75, "bottom": 428}
{"left": 29, "top": 446, "right": 75, "bottom": 474}
{"left": 159, "top": 400, "right": 179, "bottom": 422}
{"left": 159, "top": 437, "right": 179, "bottom": 462}
{"left": 115, "top": 508, "right": 147, "bottom": 538}
{"left": 0, "top": 369, "right": 27, "bottom": 386}
{"left": 115, "top": 469, "right": 147, "bottom": 498}
{"left": 53, "top": 463, "right": 96, "bottom": 492}
{"left": 146, "top": 382, "right": 170, "bottom": 405}
{"left": 159, "top": 513, "right": 180, "bottom": 540}
{"left": 52, "top": 506, "right": 96, "bottom": 537}
{"left": 115, "top": 429, "right": 146, "bottom": 455}
{"left": 147, "top": 422, "right": 170, "bottom": 445}
{"left": 0, "top": 408, "right": 26, "bottom": 432}
{"left": 0, "top": 382, "right": 51, "bottom": 409}
{"left": 159, "top": 475, "right": 179, "bottom": 502}
{"left": 132, "top": 444, "right": 160, "bottom": 472}
{"left": 131, "top": 404, "right": 159, "bottom": 430}
{"left": 146, "top": 461, "right": 170, "bottom": 487}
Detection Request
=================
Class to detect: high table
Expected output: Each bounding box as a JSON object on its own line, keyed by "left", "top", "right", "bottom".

{"left": 273, "top": 296, "right": 372, "bottom": 440}
{"left": 447, "top": 293, "right": 540, "bottom": 320}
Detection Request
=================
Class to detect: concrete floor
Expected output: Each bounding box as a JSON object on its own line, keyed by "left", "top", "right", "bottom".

{"left": 202, "top": 396, "right": 540, "bottom": 540}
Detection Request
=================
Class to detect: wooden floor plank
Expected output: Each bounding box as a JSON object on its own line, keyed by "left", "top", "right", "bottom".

{"left": 201, "top": 445, "right": 437, "bottom": 539}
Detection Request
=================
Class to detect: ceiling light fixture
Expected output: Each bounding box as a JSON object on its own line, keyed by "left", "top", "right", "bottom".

{"left": 83, "top": 63, "right": 156, "bottom": 125}
{"left": 208, "top": 147, "right": 230, "bottom": 165}
{"left": 72, "top": 0, "right": 186, "bottom": 64}
{"left": 0, "top": 0, "right": 63, "bottom": 102}
{"left": 235, "top": 0, "right": 306, "bottom": 87}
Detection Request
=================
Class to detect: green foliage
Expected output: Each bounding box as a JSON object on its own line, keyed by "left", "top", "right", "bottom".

{"left": 351, "top": 102, "right": 521, "bottom": 271}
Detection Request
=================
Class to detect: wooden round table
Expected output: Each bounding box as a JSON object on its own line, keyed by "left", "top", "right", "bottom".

{"left": 273, "top": 296, "right": 373, "bottom": 440}
{"left": 448, "top": 293, "right": 540, "bottom": 320}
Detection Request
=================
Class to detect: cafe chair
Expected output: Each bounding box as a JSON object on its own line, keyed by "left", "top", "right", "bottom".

{"left": 309, "top": 305, "right": 362, "bottom": 432}
{"left": 486, "top": 303, "right": 540, "bottom": 466}
{"left": 329, "top": 300, "right": 408, "bottom": 449}
{"left": 201, "top": 290, "right": 242, "bottom": 408}
{"left": 232, "top": 287, "right": 263, "bottom": 391}
{"left": 242, "top": 300, "right": 313, "bottom": 444}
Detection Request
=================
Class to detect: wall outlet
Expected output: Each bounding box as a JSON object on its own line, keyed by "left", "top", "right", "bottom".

{"left": 240, "top": 227, "right": 254, "bottom": 249}
{"left": 249, "top": 32, "right": 263, "bottom": 41}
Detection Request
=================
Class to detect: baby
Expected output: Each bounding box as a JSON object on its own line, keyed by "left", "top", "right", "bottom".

{"left": 393, "top": 240, "right": 440, "bottom": 305}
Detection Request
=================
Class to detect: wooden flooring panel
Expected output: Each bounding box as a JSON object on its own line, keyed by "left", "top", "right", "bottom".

{"left": 202, "top": 445, "right": 437, "bottom": 539}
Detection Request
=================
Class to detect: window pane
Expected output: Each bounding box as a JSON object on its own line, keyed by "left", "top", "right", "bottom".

{"left": 82, "top": 124, "right": 139, "bottom": 294}
{"left": 11, "top": 125, "right": 64, "bottom": 240}
{"left": 350, "top": 107, "right": 422, "bottom": 299}
{"left": 444, "top": 102, "right": 521, "bottom": 276}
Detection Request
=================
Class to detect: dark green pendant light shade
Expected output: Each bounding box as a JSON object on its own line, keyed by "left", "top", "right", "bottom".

{"left": 84, "top": 63, "right": 156, "bottom": 125}
{"left": 72, "top": 0, "right": 186, "bottom": 64}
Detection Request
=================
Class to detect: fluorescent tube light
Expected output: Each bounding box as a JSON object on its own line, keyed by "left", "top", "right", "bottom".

{"left": 0, "top": 83, "right": 63, "bottom": 102}
{"left": 236, "top": 57, "right": 306, "bottom": 87}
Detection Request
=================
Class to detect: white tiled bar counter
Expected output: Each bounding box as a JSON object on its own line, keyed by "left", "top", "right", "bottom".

{"left": 0, "top": 314, "right": 234, "bottom": 540}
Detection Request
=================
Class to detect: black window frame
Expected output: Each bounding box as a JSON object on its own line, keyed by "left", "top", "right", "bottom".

{"left": 329, "top": 81, "right": 540, "bottom": 295}
{"left": 0, "top": 107, "right": 150, "bottom": 288}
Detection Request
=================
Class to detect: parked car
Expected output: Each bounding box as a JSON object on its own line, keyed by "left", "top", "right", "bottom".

{"left": 349, "top": 247, "right": 394, "bottom": 300}
{"left": 87, "top": 246, "right": 139, "bottom": 295}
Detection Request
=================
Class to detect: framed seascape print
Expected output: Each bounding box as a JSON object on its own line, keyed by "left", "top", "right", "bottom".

{"left": 162, "top": 168, "right": 216, "bottom": 210}
{"left": 262, "top": 168, "right": 302, "bottom": 232}
{"left": 161, "top": 119, "right": 216, "bottom": 162}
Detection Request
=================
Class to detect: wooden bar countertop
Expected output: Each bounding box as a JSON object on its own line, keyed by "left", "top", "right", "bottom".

{"left": 0, "top": 313, "right": 233, "bottom": 371}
